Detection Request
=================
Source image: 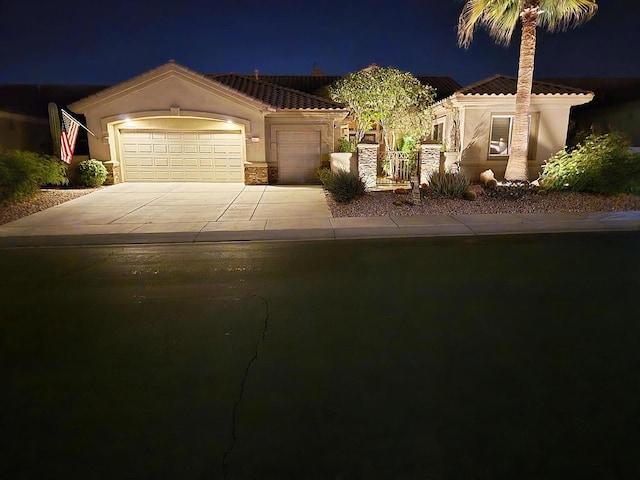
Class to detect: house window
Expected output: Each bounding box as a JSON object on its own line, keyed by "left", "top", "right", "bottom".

{"left": 433, "top": 123, "right": 444, "bottom": 143}
{"left": 489, "top": 115, "right": 532, "bottom": 157}
{"left": 489, "top": 116, "right": 512, "bottom": 156}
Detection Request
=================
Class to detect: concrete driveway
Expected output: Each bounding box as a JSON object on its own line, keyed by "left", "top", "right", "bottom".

{"left": 0, "top": 183, "right": 332, "bottom": 238}
{"left": 1, "top": 183, "right": 638, "bottom": 247}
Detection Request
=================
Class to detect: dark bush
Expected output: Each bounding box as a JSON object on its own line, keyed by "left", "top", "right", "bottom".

{"left": 0, "top": 150, "right": 68, "bottom": 205}
{"left": 318, "top": 168, "right": 366, "bottom": 203}
{"left": 328, "top": 170, "right": 366, "bottom": 202}
{"left": 540, "top": 133, "right": 640, "bottom": 194}
{"left": 76, "top": 159, "right": 108, "bottom": 187}
{"left": 427, "top": 171, "right": 470, "bottom": 198}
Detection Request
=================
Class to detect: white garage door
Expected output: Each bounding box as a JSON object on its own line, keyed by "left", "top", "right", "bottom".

{"left": 276, "top": 131, "right": 321, "bottom": 184}
{"left": 120, "top": 130, "right": 244, "bottom": 182}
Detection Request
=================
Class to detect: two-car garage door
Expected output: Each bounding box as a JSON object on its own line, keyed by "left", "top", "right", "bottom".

{"left": 120, "top": 130, "right": 244, "bottom": 182}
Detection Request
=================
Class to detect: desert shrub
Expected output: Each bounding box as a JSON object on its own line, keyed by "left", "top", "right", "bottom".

{"left": 540, "top": 133, "right": 640, "bottom": 194}
{"left": 427, "top": 171, "right": 470, "bottom": 198}
{"left": 0, "top": 150, "right": 68, "bottom": 205}
{"left": 315, "top": 166, "right": 334, "bottom": 189}
{"left": 76, "top": 159, "right": 108, "bottom": 187}
{"left": 327, "top": 170, "right": 366, "bottom": 203}
{"left": 463, "top": 189, "right": 477, "bottom": 201}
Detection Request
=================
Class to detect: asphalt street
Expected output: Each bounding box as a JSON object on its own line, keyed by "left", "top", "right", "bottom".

{"left": 1, "top": 233, "right": 639, "bottom": 479}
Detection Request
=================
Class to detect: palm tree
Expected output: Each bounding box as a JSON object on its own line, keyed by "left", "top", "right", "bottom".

{"left": 458, "top": 0, "right": 597, "bottom": 181}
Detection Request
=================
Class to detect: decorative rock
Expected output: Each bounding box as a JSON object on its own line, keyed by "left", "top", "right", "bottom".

{"left": 480, "top": 169, "right": 498, "bottom": 189}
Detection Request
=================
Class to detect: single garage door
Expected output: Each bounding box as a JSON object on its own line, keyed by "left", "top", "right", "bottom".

{"left": 120, "top": 130, "right": 244, "bottom": 182}
{"left": 276, "top": 131, "right": 321, "bottom": 184}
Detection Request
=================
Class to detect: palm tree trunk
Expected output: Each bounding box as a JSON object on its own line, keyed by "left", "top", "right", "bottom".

{"left": 505, "top": 5, "right": 539, "bottom": 182}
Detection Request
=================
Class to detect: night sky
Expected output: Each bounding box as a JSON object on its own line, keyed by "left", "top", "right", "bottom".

{"left": 1, "top": 0, "right": 638, "bottom": 87}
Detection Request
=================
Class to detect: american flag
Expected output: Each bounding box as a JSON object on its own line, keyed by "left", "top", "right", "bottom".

{"left": 61, "top": 109, "right": 81, "bottom": 164}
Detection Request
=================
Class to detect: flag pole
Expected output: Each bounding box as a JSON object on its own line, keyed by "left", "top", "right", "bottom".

{"left": 61, "top": 109, "right": 96, "bottom": 137}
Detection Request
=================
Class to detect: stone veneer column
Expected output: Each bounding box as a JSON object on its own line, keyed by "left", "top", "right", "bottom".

{"left": 244, "top": 163, "right": 270, "bottom": 185}
{"left": 103, "top": 160, "right": 121, "bottom": 185}
{"left": 419, "top": 144, "right": 442, "bottom": 185}
{"left": 357, "top": 143, "right": 379, "bottom": 191}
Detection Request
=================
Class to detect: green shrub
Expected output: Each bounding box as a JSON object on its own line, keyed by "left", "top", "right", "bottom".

{"left": 315, "top": 166, "right": 334, "bottom": 189}
{"left": 399, "top": 135, "right": 417, "bottom": 153}
{"left": 328, "top": 170, "right": 366, "bottom": 203}
{"left": 427, "top": 171, "right": 471, "bottom": 198}
{"left": 76, "top": 159, "right": 108, "bottom": 187}
{"left": 0, "top": 150, "right": 68, "bottom": 205}
{"left": 540, "top": 133, "right": 640, "bottom": 194}
{"left": 337, "top": 137, "right": 356, "bottom": 153}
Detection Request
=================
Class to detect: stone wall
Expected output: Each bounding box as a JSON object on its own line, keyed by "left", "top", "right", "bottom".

{"left": 244, "top": 164, "right": 268, "bottom": 185}
{"left": 357, "top": 143, "right": 379, "bottom": 190}
{"left": 419, "top": 143, "right": 442, "bottom": 185}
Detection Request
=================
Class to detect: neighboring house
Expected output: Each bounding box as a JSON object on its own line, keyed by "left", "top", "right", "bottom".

{"left": 0, "top": 85, "right": 105, "bottom": 154}
{"left": 541, "top": 77, "right": 640, "bottom": 148}
{"left": 432, "top": 75, "right": 594, "bottom": 180}
{"left": 69, "top": 61, "right": 349, "bottom": 184}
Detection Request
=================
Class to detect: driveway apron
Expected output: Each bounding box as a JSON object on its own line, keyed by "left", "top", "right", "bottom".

{"left": 0, "top": 183, "right": 332, "bottom": 237}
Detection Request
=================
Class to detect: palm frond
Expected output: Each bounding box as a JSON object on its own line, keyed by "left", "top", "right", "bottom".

{"left": 458, "top": 0, "right": 521, "bottom": 48}
{"left": 539, "top": 0, "right": 598, "bottom": 32}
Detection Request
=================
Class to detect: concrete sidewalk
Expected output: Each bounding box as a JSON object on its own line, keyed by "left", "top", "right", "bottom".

{"left": 0, "top": 183, "right": 638, "bottom": 247}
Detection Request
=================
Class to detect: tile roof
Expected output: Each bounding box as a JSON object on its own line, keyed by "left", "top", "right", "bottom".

{"left": 457, "top": 75, "right": 593, "bottom": 96}
{"left": 209, "top": 74, "right": 346, "bottom": 111}
{"left": 212, "top": 74, "right": 462, "bottom": 102}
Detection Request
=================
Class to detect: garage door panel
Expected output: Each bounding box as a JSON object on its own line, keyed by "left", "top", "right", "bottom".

{"left": 277, "top": 130, "right": 321, "bottom": 184}
{"left": 121, "top": 130, "right": 244, "bottom": 182}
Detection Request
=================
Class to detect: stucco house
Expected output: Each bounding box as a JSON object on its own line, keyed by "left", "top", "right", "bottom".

{"left": 431, "top": 75, "right": 594, "bottom": 180}
{"left": 69, "top": 61, "right": 350, "bottom": 185}
{"left": 67, "top": 61, "right": 464, "bottom": 186}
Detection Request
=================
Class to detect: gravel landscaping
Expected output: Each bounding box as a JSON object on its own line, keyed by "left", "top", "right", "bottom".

{"left": 327, "top": 186, "right": 640, "bottom": 217}
{"left": 0, "top": 188, "right": 99, "bottom": 226}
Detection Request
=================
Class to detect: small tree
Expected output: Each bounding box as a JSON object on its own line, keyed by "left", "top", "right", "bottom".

{"left": 330, "top": 66, "right": 436, "bottom": 150}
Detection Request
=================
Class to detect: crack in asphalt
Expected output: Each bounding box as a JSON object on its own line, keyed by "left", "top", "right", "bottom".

{"left": 222, "top": 294, "right": 269, "bottom": 480}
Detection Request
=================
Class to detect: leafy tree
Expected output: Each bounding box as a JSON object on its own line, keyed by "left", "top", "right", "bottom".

{"left": 330, "top": 66, "right": 436, "bottom": 150}
{"left": 458, "top": 0, "right": 597, "bottom": 181}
